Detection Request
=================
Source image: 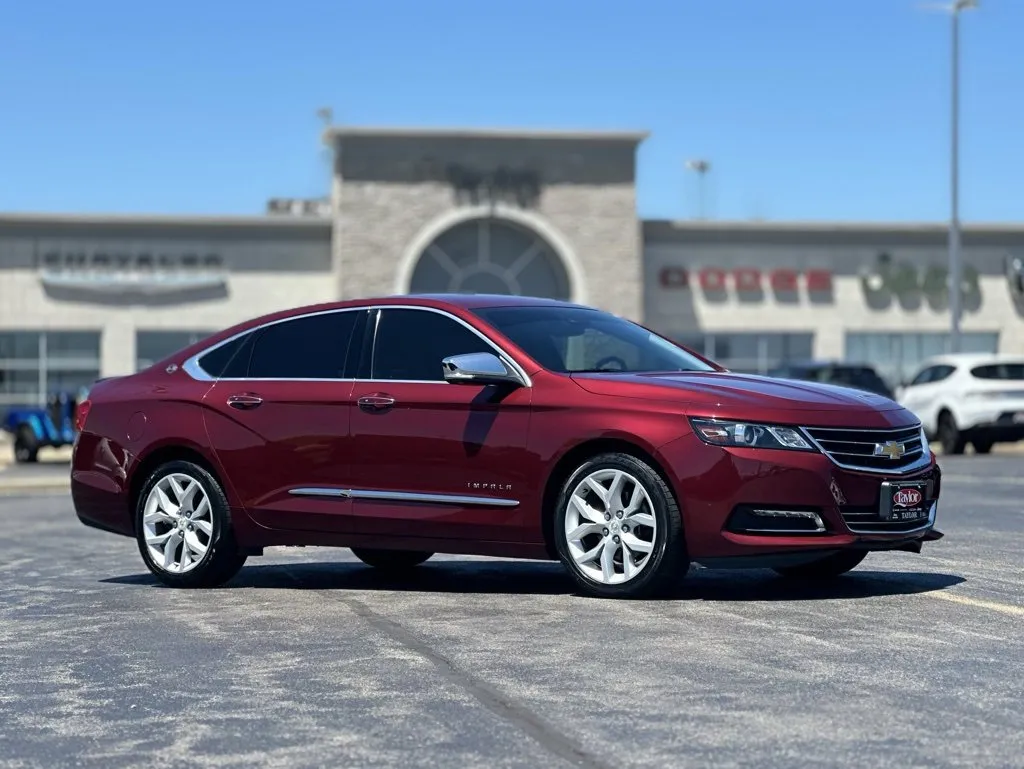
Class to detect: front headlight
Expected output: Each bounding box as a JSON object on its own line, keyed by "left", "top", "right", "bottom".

{"left": 689, "top": 417, "right": 815, "bottom": 451}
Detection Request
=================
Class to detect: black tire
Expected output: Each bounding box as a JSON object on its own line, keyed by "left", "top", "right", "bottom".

{"left": 553, "top": 452, "right": 688, "bottom": 599}
{"left": 773, "top": 550, "right": 867, "bottom": 579}
{"left": 134, "top": 460, "right": 247, "bottom": 588}
{"left": 971, "top": 437, "right": 994, "bottom": 454}
{"left": 939, "top": 411, "right": 966, "bottom": 455}
{"left": 14, "top": 427, "right": 39, "bottom": 464}
{"left": 350, "top": 548, "right": 433, "bottom": 571}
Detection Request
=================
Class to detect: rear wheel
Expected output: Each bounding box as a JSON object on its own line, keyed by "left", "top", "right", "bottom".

{"left": 135, "top": 460, "right": 247, "bottom": 588}
{"left": 554, "top": 452, "right": 688, "bottom": 599}
{"left": 971, "top": 437, "right": 994, "bottom": 454}
{"left": 350, "top": 548, "right": 433, "bottom": 571}
{"left": 14, "top": 427, "right": 39, "bottom": 463}
{"left": 773, "top": 550, "right": 867, "bottom": 579}
{"left": 939, "top": 411, "right": 966, "bottom": 455}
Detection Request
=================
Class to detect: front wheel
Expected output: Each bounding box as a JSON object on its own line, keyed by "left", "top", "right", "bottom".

{"left": 351, "top": 548, "right": 433, "bottom": 571}
{"left": 14, "top": 427, "right": 39, "bottom": 463}
{"left": 773, "top": 550, "right": 867, "bottom": 579}
{"left": 135, "top": 460, "right": 247, "bottom": 588}
{"left": 554, "top": 452, "right": 688, "bottom": 599}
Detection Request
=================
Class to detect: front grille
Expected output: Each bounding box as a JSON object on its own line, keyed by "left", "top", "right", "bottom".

{"left": 840, "top": 506, "right": 934, "bottom": 534}
{"left": 802, "top": 424, "right": 925, "bottom": 473}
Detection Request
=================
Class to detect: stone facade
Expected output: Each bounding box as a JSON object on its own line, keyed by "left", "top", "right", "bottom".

{"left": 328, "top": 128, "right": 646, "bottom": 321}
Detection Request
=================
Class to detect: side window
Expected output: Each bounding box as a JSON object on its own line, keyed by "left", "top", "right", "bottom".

{"left": 198, "top": 332, "right": 254, "bottom": 378}
{"left": 909, "top": 367, "right": 935, "bottom": 386}
{"left": 371, "top": 309, "right": 493, "bottom": 381}
{"left": 930, "top": 365, "right": 956, "bottom": 383}
{"left": 247, "top": 311, "right": 360, "bottom": 379}
{"left": 971, "top": 363, "right": 1024, "bottom": 380}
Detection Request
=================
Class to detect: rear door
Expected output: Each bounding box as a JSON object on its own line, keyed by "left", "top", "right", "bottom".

{"left": 346, "top": 306, "right": 533, "bottom": 542}
{"left": 203, "top": 308, "right": 367, "bottom": 532}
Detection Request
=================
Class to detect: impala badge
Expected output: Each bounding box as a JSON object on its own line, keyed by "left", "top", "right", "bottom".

{"left": 467, "top": 482, "right": 512, "bottom": 492}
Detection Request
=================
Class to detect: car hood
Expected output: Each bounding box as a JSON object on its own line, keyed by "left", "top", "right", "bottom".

{"left": 571, "top": 371, "right": 915, "bottom": 427}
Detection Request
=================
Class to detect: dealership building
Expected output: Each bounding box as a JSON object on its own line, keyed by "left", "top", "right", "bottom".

{"left": 2, "top": 125, "right": 1023, "bottom": 407}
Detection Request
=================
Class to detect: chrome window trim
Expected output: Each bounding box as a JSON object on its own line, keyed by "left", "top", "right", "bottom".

{"left": 180, "top": 303, "right": 532, "bottom": 387}
{"left": 366, "top": 305, "right": 532, "bottom": 387}
{"left": 288, "top": 487, "right": 520, "bottom": 508}
{"left": 799, "top": 422, "right": 932, "bottom": 476}
{"left": 181, "top": 306, "right": 366, "bottom": 383}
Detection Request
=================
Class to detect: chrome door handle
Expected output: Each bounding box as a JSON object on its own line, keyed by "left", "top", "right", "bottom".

{"left": 227, "top": 394, "right": 263, "bottom": 410}
{"left": 357, "top": 394, "right": 396, "bottom": 411}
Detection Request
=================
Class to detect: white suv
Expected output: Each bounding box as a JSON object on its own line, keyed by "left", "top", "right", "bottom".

{"left": 896, "top": 353, "right": 1024, "bottom": 454}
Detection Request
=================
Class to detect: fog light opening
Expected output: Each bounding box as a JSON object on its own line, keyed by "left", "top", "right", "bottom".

{"left": 727, "top": 506, "right": 827, "bottom": 535}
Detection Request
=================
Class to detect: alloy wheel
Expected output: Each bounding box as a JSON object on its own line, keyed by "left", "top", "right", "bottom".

{"left": 142, "top": 473, "right": 214, "bottom": 574}
{"left": 563, "top": 468, "right": 657, "bottom": 585}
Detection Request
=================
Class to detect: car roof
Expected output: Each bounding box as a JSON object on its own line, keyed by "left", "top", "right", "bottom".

{"left": 918, "top": 352, "right": 1024, "bottom": 368}
{"left": 266, "top": 293, "right": 584, "bottom": 317}
{"left": 148, "top": 293, "right": 595, "bottom": 371}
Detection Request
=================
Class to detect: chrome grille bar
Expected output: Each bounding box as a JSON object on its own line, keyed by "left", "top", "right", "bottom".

{"left": 802, "top": 424, "right": 930, "bottom": 474}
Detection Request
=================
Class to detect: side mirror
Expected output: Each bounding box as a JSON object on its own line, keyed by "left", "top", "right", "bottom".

{"left": 442, "top": 352, "right": 524, "bottom": 386}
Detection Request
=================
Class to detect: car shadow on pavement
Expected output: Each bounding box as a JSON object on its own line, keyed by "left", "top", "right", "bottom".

{"left": 102, "top": 561, "right": 965, "bottom": 601}
{"left": 668, "top": 567, "right": 965, "bottom": 603}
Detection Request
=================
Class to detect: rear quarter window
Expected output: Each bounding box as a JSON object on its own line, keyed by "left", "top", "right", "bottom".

{"left": 970, "top": 363, "right": 1024, "bottom": 380}
{"left": 196, "top": 333, "right": 254, "bottom": 378}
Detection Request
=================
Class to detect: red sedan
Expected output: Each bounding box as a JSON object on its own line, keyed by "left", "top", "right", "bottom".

{"left": 71, "top": 294, "right": 942, "bottom": 598}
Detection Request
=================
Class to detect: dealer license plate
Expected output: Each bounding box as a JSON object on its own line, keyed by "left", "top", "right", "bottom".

{"left": 879, "top": 480, "right": 931, "bottom": 521}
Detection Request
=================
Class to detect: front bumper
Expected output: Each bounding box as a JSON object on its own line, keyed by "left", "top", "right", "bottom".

{"left": 658, "top": 432, "right": 942, "bottom": 560}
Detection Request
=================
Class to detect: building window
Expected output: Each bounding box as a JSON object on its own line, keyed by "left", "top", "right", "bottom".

{"left": 672, "top": 332, "right": 814, "bottom": 374}
{"left": 845, "top": 331, "right": 999, "bottom": 387}
{"left": 0, "top": 331, "right": 101, "bottom": 408}
{"left": 136, "top": 330, "right": 216, "bottom": 371}
{"left": 408, "top": 218, "right": 570, "bottom": 299}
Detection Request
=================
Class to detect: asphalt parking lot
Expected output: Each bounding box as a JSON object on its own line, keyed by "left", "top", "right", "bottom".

{"left": 1, "top": 456, "right": 1022, "bottom": 769}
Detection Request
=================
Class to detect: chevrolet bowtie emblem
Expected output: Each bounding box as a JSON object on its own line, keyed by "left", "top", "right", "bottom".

{"left": 874, "top": 441, "right": 906, "bottom": 460}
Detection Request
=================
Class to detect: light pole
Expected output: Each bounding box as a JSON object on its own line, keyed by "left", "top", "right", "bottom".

{"left": 932, "top": 0, "right": 978, "bottom": 353}
{"left": 685, "top": 159, "right": 711, "bottom": 219}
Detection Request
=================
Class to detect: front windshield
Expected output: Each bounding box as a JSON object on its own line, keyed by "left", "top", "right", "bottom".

{"left": 473, "top": 305, "right": 716, "bottom": 374}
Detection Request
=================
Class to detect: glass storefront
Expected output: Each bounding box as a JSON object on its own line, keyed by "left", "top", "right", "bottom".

{"left": 845, "top": 331, "right": 1000, "bottom": 387}
{"left": 672, "top": 332, "right": 815, "bottom": 374}
{"left": 0, "top": 331, "right": 101, "bottom": 408}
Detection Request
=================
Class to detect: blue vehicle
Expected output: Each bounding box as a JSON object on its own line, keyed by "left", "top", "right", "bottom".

{"left": 2, "top": 390, "right": 84, "bottom": 463}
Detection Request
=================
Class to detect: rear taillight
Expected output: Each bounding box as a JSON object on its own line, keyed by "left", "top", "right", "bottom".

{"left": 75, "top": 399, "right": 92, "bottom": 431}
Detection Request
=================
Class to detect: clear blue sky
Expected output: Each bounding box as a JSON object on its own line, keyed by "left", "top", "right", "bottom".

{"left": 1, "top": 0, "right": 1019, "bottom": 222}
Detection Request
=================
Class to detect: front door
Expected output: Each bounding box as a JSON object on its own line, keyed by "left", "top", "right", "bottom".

{"left": 203, "top": 309, "right": 367, "bottom": 532}
{"left": 347, "top": 307, "right": 533, "bottom": 542}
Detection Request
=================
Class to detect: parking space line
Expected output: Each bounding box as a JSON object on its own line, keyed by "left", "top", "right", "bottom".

{"left": 942, "top": 474, "right": 1024, "bottom": 486}
{"left": 926, "top": 591, "right": 1024, "bottom": 617}
{"left": 278, "top": 565, "right": 611, "bottom": 769}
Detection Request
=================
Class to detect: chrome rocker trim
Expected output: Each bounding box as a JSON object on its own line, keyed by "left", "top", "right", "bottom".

{"left": 289, "top": 487, "right": 520, "bottom": 508}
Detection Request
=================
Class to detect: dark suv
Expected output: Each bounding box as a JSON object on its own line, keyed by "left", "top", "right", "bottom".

{"left": 769, "top": 361, "right": 894, "bottom": 400}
